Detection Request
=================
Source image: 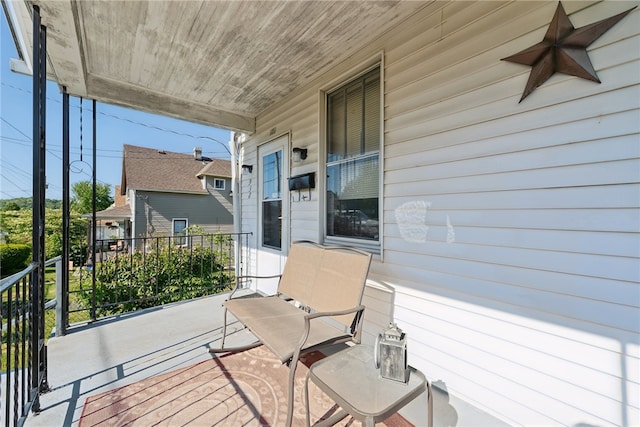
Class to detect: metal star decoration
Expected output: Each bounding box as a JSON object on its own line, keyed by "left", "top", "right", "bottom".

{"left": 502, "top": 2, "right": 636, "bottom": 102}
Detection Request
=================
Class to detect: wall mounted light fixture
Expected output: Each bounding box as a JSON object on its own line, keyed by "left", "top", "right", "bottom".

{"left": 241, "top": 164, "right": 253, "bottom": 173}
{"left": 292, "top": 147, "right": 308, "bottom": 163}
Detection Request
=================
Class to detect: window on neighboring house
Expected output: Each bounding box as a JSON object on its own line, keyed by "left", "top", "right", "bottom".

{"left": 173, "top": 218, "right": 188, "bottom": 246}
{"left": 325, "top": 66, "right": 380, "bottom": 246}
{"left": 214, "top": 178, "right": 225, "bottom": 190}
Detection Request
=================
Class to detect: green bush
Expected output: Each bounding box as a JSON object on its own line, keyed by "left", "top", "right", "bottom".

{"left": 0, "top": 243, "right": 31, "bottom": 278}
{"left": 80, "top": 243, "right": 234, "bottom": 317}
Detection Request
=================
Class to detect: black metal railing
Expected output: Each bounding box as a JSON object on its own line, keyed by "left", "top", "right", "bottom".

{"left": 1, "top": 231, "right": 251, "bottom": 426}
{"left": 67, "top": 233, "right": 251, "bottom": 324}
{"left": 1, "top": 257, "right": 56, "bottom": 427}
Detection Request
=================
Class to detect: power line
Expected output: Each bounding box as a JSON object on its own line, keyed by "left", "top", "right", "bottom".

{"left": 0, "top": 173, "right": 30, "bottom": 195}
{"left": 98, "top": 110, "right": 231, "bottom": 155}
{"left": 0, "top": 158, "right": 31, "bottom": 180}
{"left": 0, "top": 136, "right": 224, "bottom": 161}
{"left": 1, "top": 189, "right": 31, "bottom": 198}
{"left": 1, "top": 82, "right": 231, "bottom": 155}
{"left": 1, "top": 113, "right": 228, "bottom": 167}
{"left": 1, "top": 172, "right": 28, "bottom": 190}
{"left": 0, "top": 116, "right": 30, "bottom": 140}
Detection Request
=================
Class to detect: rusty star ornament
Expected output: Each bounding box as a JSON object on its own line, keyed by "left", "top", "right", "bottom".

{"left": 502, "top": 2, "right": 636, "bottom": 102}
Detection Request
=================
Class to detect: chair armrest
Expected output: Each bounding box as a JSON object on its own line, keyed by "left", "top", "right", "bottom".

{"left": 304, "top": 305, "right": 365, "bottom": 321}
{"left": 295, "top": 305, "right": 366, "bottom": 350}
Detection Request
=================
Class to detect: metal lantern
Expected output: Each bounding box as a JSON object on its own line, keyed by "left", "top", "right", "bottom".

{"left": 374, "top": 323, "right": 409, "bottom": 383}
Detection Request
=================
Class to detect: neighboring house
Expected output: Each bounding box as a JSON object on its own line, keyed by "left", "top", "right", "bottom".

{"left": 6, "top": 2, "right": 638, "bottom": 426}
{"left": 118, "top": 144, "right": 233, "bottom": 240}
{"left": 93, "top": 203, "right": 132, "bottom": 248}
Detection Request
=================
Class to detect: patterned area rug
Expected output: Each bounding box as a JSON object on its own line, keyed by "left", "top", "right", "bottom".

{"left": 79, "top": 346, "right": 409, "bottom": 426}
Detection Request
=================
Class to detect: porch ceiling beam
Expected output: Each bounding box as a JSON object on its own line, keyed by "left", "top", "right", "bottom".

{"left": 36, "top": 0, "right": 87, "bottom": 96}
{"left": 84, "top": 74, "right": 256, "bottom": 134}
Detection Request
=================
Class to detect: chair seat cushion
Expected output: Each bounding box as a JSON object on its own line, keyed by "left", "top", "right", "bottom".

{"left": 225, "top": 296, "right": 349, "bottom": 363}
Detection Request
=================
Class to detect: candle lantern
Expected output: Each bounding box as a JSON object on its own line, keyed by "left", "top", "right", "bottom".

{"left": 374, "top": 322, "right": 409, "bottom": 383}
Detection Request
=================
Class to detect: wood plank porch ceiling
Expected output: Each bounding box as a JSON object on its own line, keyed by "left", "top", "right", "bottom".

{"left": 12, "top": 0, "right": 428, "bottom": 133}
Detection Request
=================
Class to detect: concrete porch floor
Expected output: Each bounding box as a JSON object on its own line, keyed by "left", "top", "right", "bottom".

{"left": 24, "top": 292, "right": 509, "bottom": 427}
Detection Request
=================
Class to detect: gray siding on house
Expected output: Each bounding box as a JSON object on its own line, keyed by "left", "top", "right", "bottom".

{"left": 134, "top": 190, "right": 233, "bottom": 237}
{"left": 239, "top": 2, "right": 640, "bottom": 426}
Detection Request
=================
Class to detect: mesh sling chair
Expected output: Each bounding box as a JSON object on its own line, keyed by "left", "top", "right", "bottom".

{"left": 209, "top": 241, "right": 372, "bottom": 427}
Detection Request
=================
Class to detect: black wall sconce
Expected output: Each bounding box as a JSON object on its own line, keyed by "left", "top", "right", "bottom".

{"left": 292, "top": 147, "right": 308, "bottom": 162}
{"left": 241, "top": 164, "right": 253, "bottom": 173}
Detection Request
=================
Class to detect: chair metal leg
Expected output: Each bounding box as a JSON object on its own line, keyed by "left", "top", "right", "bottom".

{"left": 286, "top": 358, "right": 298, "bottom": 427}
{"left": 427, "top": 380, "right": 433, "bottom": 427}
{"left": 220, "top": 306, "right": 229, "bottom": 348}
{"left": 305, "top": 370, "right": 311, "bottom": 427}
{"left": 208, "top": 306, "right": 263, "bottom": 354}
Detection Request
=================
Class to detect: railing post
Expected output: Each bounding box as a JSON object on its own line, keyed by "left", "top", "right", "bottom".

{"left": 30, "top": 3, "right": 49, "bottom": 412}
{"left": 62, "top": 86, "right": 70, "bottom": 335}
{"left": 91, "top": 100, "right": 97, "bottom": 322}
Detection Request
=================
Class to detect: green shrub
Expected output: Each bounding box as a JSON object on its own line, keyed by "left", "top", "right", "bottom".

{"left": 80, "top": 244, "right": 234, "bottom": 317}
{"left": 0, "top": 243, "right": 31, "bottom": 278}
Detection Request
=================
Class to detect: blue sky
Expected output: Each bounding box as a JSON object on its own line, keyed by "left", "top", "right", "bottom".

{"left": 0, "top": 12, "right": 232, "bottom": 201}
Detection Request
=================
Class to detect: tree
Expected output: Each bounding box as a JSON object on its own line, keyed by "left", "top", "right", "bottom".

{"left": 71, "top": 181, "right": 113, "bottom": 214}
{"left": 2, "top": 201, "right": 21, "bottom": 211}
{"left": 0, "top": 208, "right": 87, "bottom": 259}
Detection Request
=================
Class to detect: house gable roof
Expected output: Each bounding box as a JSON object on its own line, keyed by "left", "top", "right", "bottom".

{"left": 121, "top": 144, "right": 231, "bottom": 194}
{"left": 196, "top": 160, "right": 233, "bottom": 179}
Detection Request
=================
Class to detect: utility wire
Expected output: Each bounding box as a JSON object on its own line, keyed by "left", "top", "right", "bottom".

{"left": 97, "top": 110, "right": 231, "bottom": 156}
{"left": 0, "top": 135, "right": 31, "bottom": 144}
{"left": 2, "top": 82, "right": 231, "bottom": 155}
{"left": 1, "top": 116, "right": 30, "bottom": 139}
{"left": 1, "top": 134, "right": 225, "bottom": 161}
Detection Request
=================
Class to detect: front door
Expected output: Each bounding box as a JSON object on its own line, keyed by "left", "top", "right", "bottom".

{"left": 257, "top": 135, "right": 289, "bottom": 294}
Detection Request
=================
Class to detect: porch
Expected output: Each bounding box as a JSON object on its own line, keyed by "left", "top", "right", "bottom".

{"left": 24, "top": 293, "right": 505, "bottom": 427}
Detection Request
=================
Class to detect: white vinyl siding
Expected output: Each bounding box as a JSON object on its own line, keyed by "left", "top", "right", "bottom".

{"left": 241, "top": 1, "right": 639, "bottom": 426}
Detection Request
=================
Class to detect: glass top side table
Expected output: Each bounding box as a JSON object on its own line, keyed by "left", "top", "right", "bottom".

{"left": 305, "top": 344, "right": 432, "bottom": 427}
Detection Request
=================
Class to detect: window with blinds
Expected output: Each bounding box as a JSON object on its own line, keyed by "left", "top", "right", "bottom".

{"left": 326, "top": 67, "right": 380, "bottom": 243}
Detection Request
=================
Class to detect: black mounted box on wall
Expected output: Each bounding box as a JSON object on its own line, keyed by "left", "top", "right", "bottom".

{"left": 288, "top": 172, "right": 315, "bottom": 191}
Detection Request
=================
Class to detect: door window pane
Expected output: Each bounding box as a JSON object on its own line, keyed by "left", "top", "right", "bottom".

{"left": 262, "top": 200, "right": 282, "bottom": 249}
{"left": 262, "top": 151, "right": 282, "bottom": 249}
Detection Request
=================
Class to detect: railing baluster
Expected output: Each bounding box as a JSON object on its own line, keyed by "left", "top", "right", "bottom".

{"left": 14, "top": 283, "right": 21, "bottom": 426}
{"left": 20, "top": 277, "right": 27, "bottom": 420}
{"left": 6, "top": 287, "right": 13, "bottom": 426}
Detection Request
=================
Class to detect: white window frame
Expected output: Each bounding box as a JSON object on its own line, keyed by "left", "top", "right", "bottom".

{"left": 214, "top": 178, "right": 226, "bottom": 190}
{"left": 320, "top": 56, "right": 384, "bottom": 255}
